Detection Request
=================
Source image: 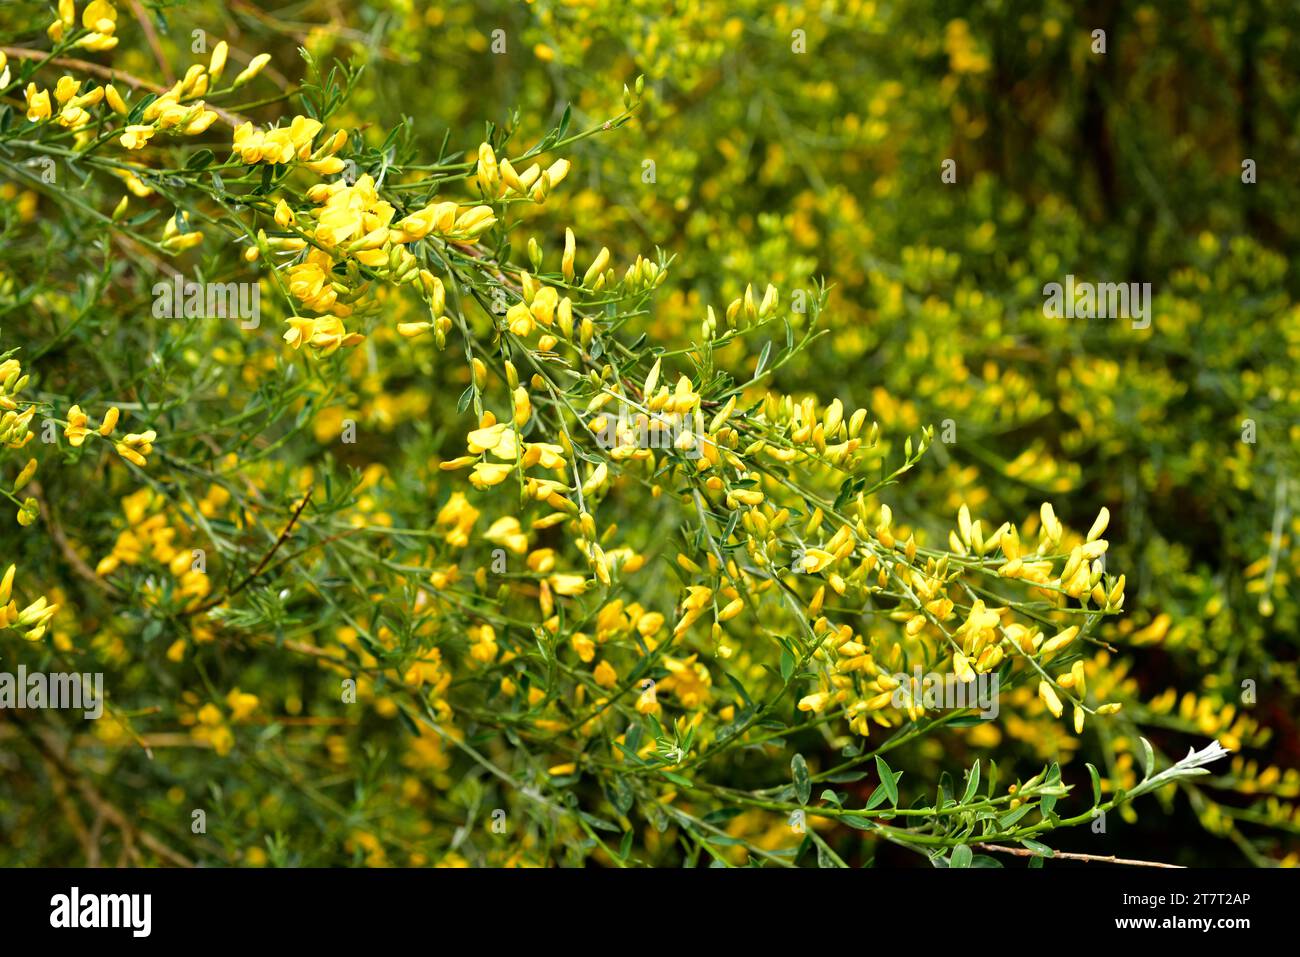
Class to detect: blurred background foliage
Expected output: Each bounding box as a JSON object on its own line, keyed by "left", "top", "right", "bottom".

{"left": 0, "top": 0, "right": 1297, "bottom": 866}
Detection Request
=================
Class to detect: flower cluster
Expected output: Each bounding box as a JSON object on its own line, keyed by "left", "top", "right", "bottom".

{"left": 0, "top": 0, "right": 1293, "bottom": 870}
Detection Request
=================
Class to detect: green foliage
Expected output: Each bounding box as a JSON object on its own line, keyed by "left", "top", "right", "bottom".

{"left": 0, "top": 0, "right": 1295, "bottom": 868}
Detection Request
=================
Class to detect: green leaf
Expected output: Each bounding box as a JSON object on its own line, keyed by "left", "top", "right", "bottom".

{"left": 1139, "top": 737, "right": 1156, "bottom": 779}
{"left": 825, "top": 770, "right": 868, "bottom": 784}
{"left": 723, "top": 671, "right": 754, "bottom": 710}
{"left": 950, "top": 844, "right": 973, "bottom": 868}
{"left": 779, "top": 648, "right": 795, "bottom": 682}
{"left": 185, "top": 149, "right": 215, "bottom": 170}
{"left": 579, "top": 811, "right": 621, "bottom": 833}
{"left": 815, "top": 843, "right": 835, "bottom": 867}
{"left": 864, "top": 786, "right": 890, "bottom": 811}
{"left": 875, "top": 755, "right": 899, "bottom": 806}
{"left": 608, "top": 775, "right": 634, "bottom": 815}
{"left": 1086, "top": 763, "right": 1102, "bottom": 805}
{"left": 660, "top": 771, "right": 693, "bottom": 789}
{"left": 811, "top": 831, "right": 846, "bottom": 868}
{"left": 998, "top": 805, "right": 1031, "bottom": 828}
{"left": 1020, "top": 838, "right": 1055, "bottom": 857}
{"left": 792, "top": 753, "right": 811, "bottom": 805}
{"left": 962, "top": 761, "right": 981, "bottom": 804}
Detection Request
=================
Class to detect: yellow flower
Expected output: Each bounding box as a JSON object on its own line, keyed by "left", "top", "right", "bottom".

{"left": 119, "top": 125, "right": 156, "bottom": 150}
{"left": 436, "top": 492, "right": 480, "bottom": 547}
{"left": 8, "top": 593, "right": 56, "bottom": 639}
{"left": 484, "top": 516, "right": 528, "bottom": 554}
{"left": 953, "top": 652, "right": 975, "bottom": 683}
{"left": 521, "top": 442, "right": 565, "bottom": 470}
{"left": 115, "top": 430, "right": 157, "bottom": 467}
{"left": 225, "top": 689, "right": 259, "bottom": 721}
{"left": 13, "top": 458, "right": 37, "bottom": 491}
{"left": 470, "top": 634, "right": 498, "bottom": 663}
{"left": 25, "top": 85, "right": 52, "bottom": 122}
{"left": 208, "top": 41, "right": 229, "bottom": 81}
{"left": 99, "top": 406, "right": 120, "bottom": 436}
{"left": 718, "top": 598, "right": 744, "bottom": 622}
{"left": 305, "top": 316, "right": 364, "bottom": 355}
{"left": 281, "top": 316, "right": 317, "bottom": 350}
{"left": 182, "top": 109, "right": 219, "bottom": 135}
{"left": 798, "top": 692, "right": 831, "bottom": 713}
{"left": 54, "top": 75, "right": 79, "bottom": 105}
{"left": 451, "top": 205, "right": 496, "bottom": 239}
{"left": 583, "top": 246, "right": 611, "bottom": 286}
{"left": 593, "top": 660, "right": 618, "bottom": 688}
{"left": 800, "top": 548, "right": 834, "bottom": 573}
{"left": 550, "top": 573, "right": 588, "bottom": 596}
{"left": 660, "top": 655, "right": 712, "bottom": 708}
{"left": 1040, "top": 625, "right": 1080, "bottom": 657}
{"left": 232, "top": 53, "right": 271, "bottom": 88}
{"left": 286, "top": 252, "right": 339, "bottom": 313}
{"left": 561, "top": 227, "right": 576, "bottom": 281}
{"left": 393, "top": 201, "right": 459, "bottom": 241}
{"left": 232, "top": 121, "right": 294, "bottom": 164}
{"left": 15, "top": 498, "right": 39, "bottom": 527}
{"left": 571, "top": 633, "right": 595, "bottom": 663}
{"left": 1038, "top": 680, "right": 1064, "bottom": 718}
{"left": 466, "top": 423, "right": 518, "bottom": 460}
{"left": 476, "top": 142, "right": 499, "bottom": 189}
{"left": 469, "top": 462, "right": 512, "bottom": 489}
{"left": 104, "top": 83, "right": 126, "bottom": 112}
{"left": 506, "top": 301, "right": 535, "bottom": 337}
{"left": 512, "top": 386, "right": 531, "bottom": 426}
{"left": 64, "top": 405, "right": 90, "bottom": 446}
{"left": 77, "top": 0, "right": 119, "bottom": 51}
{"left": 545, "top": 158, "right": 571, "bottom": 188}
{"left": 82, "top": 0, "right": 118, "bottom": 34}
{"left": 288, "top": 115, "right": 323, "bottom": 156}
{"left": 529, "top": 286, "right": 559, "bottom": 327}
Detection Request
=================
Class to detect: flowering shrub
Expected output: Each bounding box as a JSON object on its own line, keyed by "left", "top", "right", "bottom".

{"left": 0, "top": 1, "right": 1295, "bottom": 867}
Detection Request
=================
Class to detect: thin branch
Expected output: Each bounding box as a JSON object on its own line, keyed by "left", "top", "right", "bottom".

{"left": 185, "top": 486, "right": 314, "bottom": 615}
{"left": 128, "top": 0, "right": 175, "bottom": 84}
{"left": 28, "top": 479, "right": 119, "bottom": 597}
{"left": 0, "top": 45, "right": 248, "bottom": 126}
{"left": 973, "top": 843, "right": 1184, "bottom": 869}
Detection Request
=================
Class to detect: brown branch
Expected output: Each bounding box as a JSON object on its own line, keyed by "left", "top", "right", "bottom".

{"left": 9, "top": 715, "right": 193, "bottom": 867}
{"left": 186, "top": 486, "right": 314, "bottom": 615}
{"left": 28, "top": 479, "right": 119, "bottom": 597}
{"left": 0, "top": 45, "right": 248, "bottom": 126}
{"left": 128, "top": 0, "right": 175, "bottom": 84}
{"left": 973, "top": 843, "right": 1184, "bottom": 869}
